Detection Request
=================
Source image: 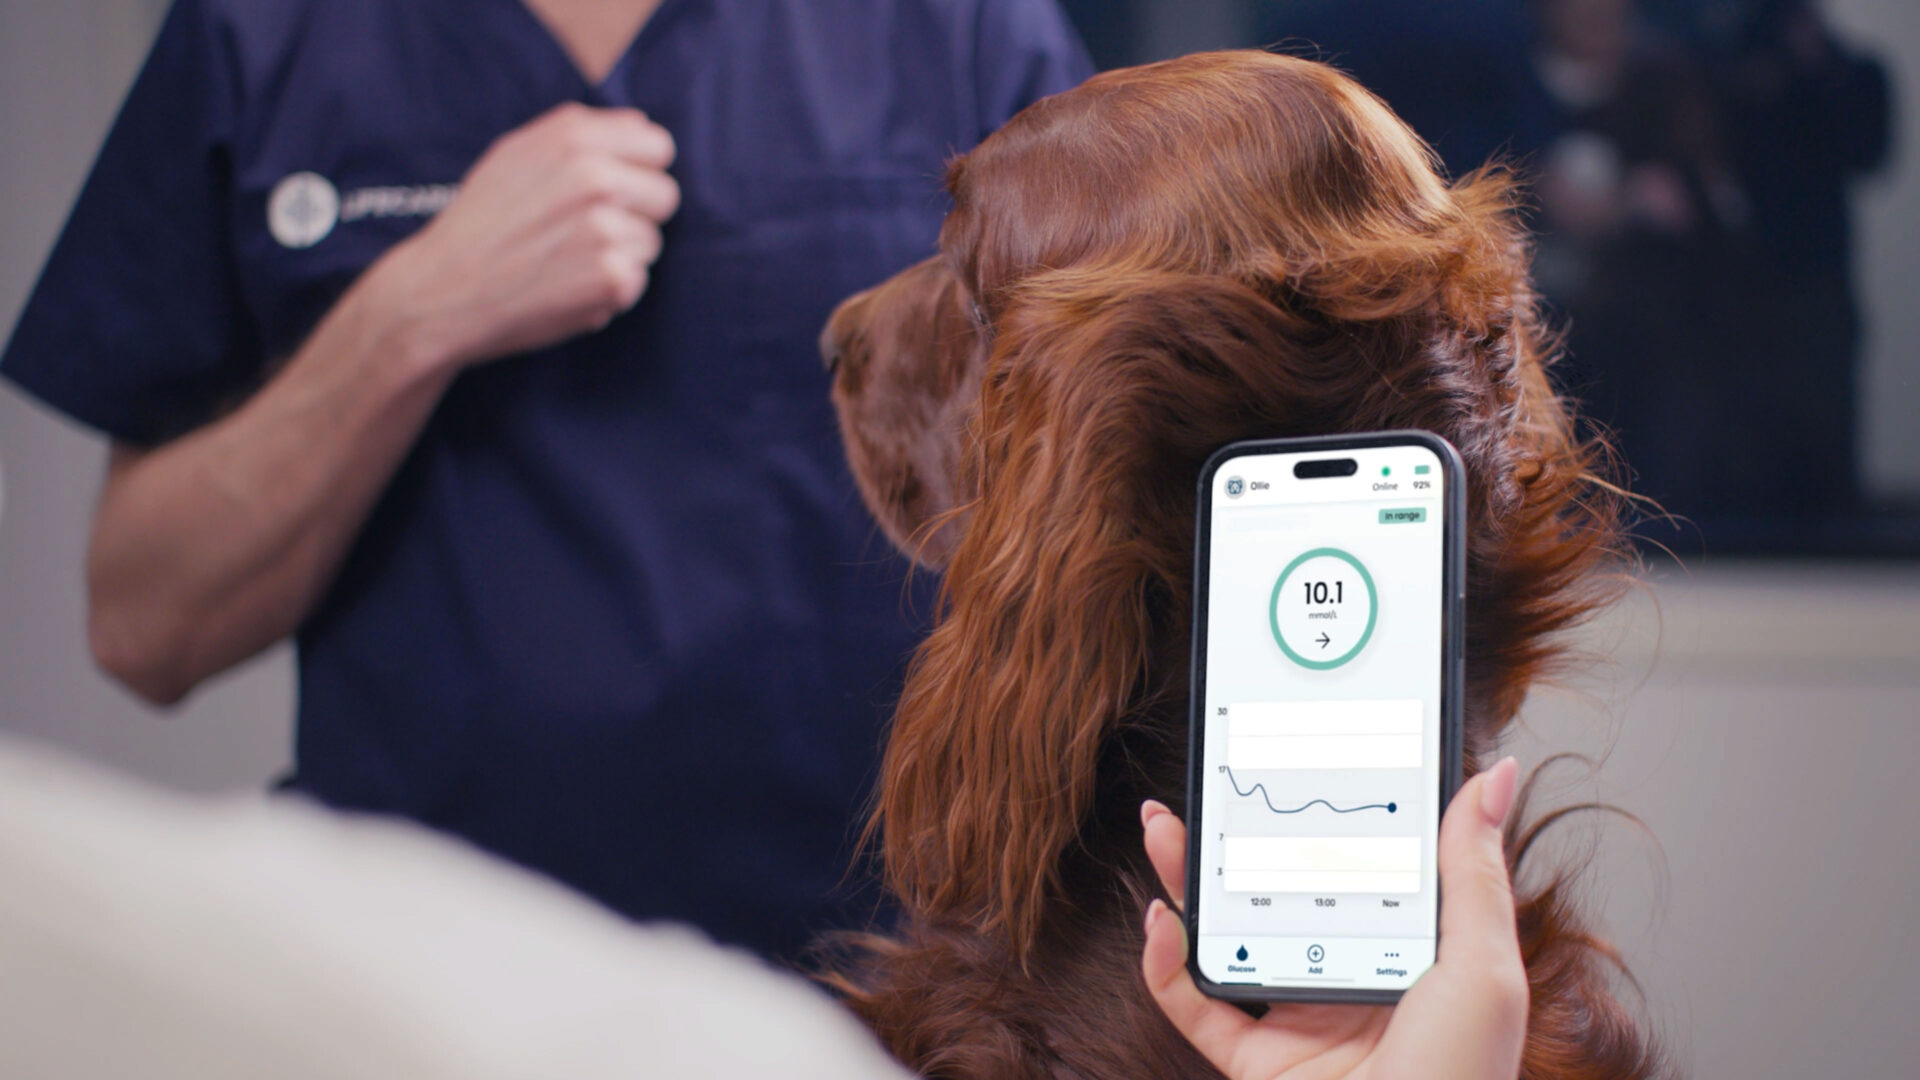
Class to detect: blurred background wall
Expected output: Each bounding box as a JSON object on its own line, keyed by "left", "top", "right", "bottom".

{"left": 0, "top": 0, "right": 293, "bottom": 790}
{"left": 3, "top": 2, "right": 1917, "bottom": 1077}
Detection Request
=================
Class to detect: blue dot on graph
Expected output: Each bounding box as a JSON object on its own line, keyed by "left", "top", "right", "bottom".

{"left": 1387, "top": 802, "right": 1397, "bottom": 813}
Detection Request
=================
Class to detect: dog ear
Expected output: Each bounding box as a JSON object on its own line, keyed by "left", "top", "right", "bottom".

{"left": 872, "top": 269, "right": 1328, "bottom": 960}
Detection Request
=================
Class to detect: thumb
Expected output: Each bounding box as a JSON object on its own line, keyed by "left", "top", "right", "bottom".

{"left": 1436, "top": 756, "right": 1522, "bottom": 969}
{"left": 1372, "top": 756, "right": 1530, "bottom": 1080}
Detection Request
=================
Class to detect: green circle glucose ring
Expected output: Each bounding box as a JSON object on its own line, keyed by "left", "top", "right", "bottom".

{"left": 1270, "top": 547, "right": 1378, "bottom": 670}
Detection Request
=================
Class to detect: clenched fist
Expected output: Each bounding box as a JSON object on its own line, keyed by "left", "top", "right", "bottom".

{"left": 373, "top": 102, "right": 681, "bottom": 370}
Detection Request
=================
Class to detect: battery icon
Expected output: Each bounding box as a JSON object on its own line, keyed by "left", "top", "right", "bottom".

{"left": 1414, "top": 465, "right": 1431, "bottom": 475}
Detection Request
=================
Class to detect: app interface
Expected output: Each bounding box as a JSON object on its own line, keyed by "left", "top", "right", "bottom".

{"left": 1196, "top": 444, "right": 1445, "bottom": 992}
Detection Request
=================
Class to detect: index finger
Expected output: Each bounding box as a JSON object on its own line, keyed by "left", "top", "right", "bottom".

{"left": 1141, "top": 800, "right": 1188, "bottom": 908}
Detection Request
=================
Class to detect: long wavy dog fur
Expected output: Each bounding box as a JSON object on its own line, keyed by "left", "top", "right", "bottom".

{"left": 820, "top": 50, "right": 1665, "bottom": 1080}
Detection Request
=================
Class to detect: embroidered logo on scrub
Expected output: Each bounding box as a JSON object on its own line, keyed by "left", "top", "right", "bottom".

{"left": 267, "top": 172, "right": 339, "bottom": 249}
{"left": 268, "top": 173, "right": 459, "bottom": 249}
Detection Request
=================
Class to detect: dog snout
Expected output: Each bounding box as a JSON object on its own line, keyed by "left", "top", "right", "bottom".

{"left": 819, "top": 329, "right": 843, "bottom": 374}
{"left": 819, "top": 321, "right": 845, "bottom": 375}
{"left": 822, "top": 287, "right": 876, "bottom": 376}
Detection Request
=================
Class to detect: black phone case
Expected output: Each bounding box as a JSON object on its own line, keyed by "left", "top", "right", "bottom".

{"left": 1184, "top": 430, "right": 1468, "bottom": 1005}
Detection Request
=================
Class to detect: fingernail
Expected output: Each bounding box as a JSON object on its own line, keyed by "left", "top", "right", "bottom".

{"left": 1145, "top": 897, "right": 1165, "bottom": 936}
{"left": 1479, "top": 756, "right": 1519, "bottom": 826}
{"left": 1140, "top": 799, "right": 1168, "bottom": 827}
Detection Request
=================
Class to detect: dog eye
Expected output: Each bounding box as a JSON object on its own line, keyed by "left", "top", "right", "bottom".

{"left": 969, "top": 302, "right": 989, "bottom": 329}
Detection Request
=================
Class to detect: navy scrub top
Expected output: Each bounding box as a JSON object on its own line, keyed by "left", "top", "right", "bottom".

{"left": 3, "top": 0, "right": 1090, "bottom": 957}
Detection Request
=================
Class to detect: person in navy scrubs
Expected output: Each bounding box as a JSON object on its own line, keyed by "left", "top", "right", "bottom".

{"left": 1, "top": 0, "right": 1090, "bottom": 959}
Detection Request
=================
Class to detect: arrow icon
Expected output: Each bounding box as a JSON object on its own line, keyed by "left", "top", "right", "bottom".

{"left": 1316, "top": 632, "right": 1331, "bottom": 649}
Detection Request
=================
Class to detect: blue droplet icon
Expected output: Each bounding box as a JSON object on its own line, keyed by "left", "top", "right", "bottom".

{"left": 1236, "top": 945, "right": 1249, "bottom": 961}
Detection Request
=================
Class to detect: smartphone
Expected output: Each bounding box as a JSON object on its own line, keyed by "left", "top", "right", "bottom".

{"left": 1186, "top": 431, "right": 1465, "bottom": 1004}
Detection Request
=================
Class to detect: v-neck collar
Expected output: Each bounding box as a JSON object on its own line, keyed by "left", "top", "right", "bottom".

{"left": 487, "top": 0, "right": 690, "bottom": 102}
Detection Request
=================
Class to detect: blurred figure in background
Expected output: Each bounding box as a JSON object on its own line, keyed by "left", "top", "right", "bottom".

{"left": 1713, "top": 0, "right": 1892, "bottom": 518}
{"left": 1254, "top": 0, "right": 1893, "bottom": 540}
{"left": 1532, "top": 0, "right": 1891, "bottom": 527}
{"left": 1523, "top": 0, "right": 1758, "bottom": 521}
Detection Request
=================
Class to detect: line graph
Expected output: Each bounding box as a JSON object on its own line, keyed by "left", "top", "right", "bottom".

{"left": 1224, "top": 766, "right": 1397, "bottom": 815}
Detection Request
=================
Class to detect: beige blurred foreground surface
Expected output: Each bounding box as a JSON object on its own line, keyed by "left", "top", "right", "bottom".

{"left": 0, "top": 737, "right": 909, "bottom": 1080}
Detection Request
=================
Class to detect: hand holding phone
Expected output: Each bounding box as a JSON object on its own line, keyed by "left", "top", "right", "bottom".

{"left": 1139, "top": 758, "right": 1529, "bottom": 1080}
{"left": 1186, "top": 432, "right": 1465, "bottom": 1003}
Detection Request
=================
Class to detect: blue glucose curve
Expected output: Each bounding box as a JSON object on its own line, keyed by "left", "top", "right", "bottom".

{"left": 1224, "top": 766, "right": 1397, "bottom": 815}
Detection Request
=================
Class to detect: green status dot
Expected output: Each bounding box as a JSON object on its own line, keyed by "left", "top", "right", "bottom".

{"left": 1381, "top": 466, "right": 1391, "bottom": 477}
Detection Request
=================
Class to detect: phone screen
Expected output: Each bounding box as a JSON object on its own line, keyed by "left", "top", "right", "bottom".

{"left": 1191, "top": 437, "right": 1455, "bottom": 997}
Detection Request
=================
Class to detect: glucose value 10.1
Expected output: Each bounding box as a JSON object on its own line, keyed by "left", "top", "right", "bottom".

{"left": 1300, "top": 580, "right": 1345, "bottom": 605}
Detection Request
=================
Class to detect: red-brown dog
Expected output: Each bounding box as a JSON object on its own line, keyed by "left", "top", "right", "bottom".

{"left": 822, "top": 51, "right": 1663, "bottom": 1080}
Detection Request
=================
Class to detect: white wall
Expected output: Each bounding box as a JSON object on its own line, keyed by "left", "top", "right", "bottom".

{"left": 0, "top": 0, "right": 295, "bottom": 792}
{"left": 1508, "top": 562, "right": 1920, "bottom": 1078}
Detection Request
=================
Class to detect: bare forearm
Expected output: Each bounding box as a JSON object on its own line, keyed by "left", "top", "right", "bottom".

{"left": 86, "top": 259, "right": 457, "bottom": 704}
{"left": 85, "top": 104, "right": 677, "bottom": 705}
